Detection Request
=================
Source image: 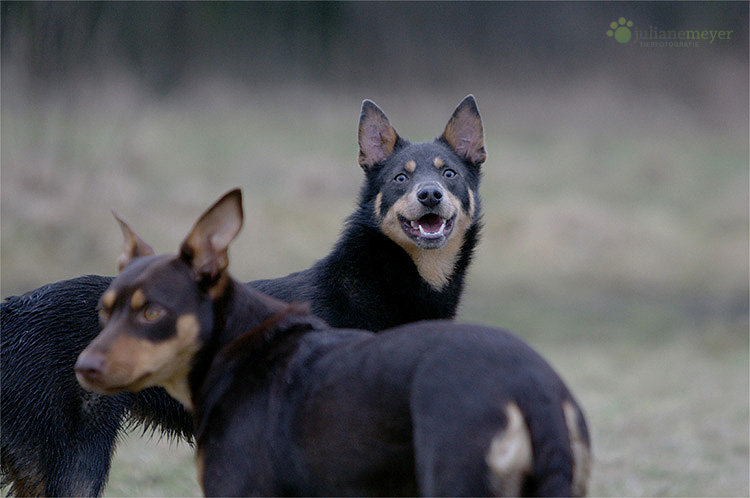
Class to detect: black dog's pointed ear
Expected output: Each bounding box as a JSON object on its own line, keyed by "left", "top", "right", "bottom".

{"left": 358, "top": 99, "right": 401, "bottom": 171}
{"left": 440, "top": 95, "right": 487, "bottom": 166}
{"left": 180, "top": 189, "right": 243, "bottom": 291}
{"left": 113, "top": 210, "right": 155, "bottom": 274}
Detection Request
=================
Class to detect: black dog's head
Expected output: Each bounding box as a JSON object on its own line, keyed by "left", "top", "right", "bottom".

{"left": 358, "top": 95, "right": 486, "bottom": 290}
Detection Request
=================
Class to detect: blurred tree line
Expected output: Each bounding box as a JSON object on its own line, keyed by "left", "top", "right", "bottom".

{"left": 1, "top": 1, "right": 747, "bottom": 94}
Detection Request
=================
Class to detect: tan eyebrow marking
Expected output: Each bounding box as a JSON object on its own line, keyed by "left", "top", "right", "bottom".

{"left": 405, "top": 160, "right": 416, "bottom": 173}
{"left": 101, "top": 290, "right": 117, "bottom": 310}
{"left": 433, "top": 157, "right": 445, "bottom": 169}
{"left": 131, "top": 289, "right": 147, "bottom": 310}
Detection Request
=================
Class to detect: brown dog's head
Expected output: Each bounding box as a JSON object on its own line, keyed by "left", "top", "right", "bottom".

{"left": 74, "top": 189, "right": 243, "bottom": 409}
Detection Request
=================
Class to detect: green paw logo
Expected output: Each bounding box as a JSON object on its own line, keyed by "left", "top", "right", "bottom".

{"left": 607, "top": 17, "right": 634, "bottom": 43}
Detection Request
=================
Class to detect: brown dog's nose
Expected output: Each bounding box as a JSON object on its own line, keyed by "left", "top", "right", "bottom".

{"left": 75, "top": 354, "right": 107, "bottom": 385}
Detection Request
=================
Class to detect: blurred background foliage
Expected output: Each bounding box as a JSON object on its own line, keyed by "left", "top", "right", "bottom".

{"left": 1, "top": 2, "right": 748, "bottom": 496}
{"left": 1, "top": 2, "right": 747, "bottom": 95}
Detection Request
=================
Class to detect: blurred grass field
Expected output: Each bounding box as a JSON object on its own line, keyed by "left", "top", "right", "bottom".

{"left": 2, "top": 70, "right": 748, "bottom": 496}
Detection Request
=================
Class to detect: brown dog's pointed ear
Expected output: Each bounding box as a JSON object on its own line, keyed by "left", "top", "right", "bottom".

{"left": 358, "top": 99, "right": 401, "bottom": 171}
{"left": 112, "top": 210, "right": 155, "bottom": 274}
{"left": 440, "top": 95, "right": 487, "bottom": 166}
{"left": 180, "top": 189, "right": 243, "bottom": 289}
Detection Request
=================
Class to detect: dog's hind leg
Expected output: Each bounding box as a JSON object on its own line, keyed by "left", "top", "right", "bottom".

{"left": 1, "top": 388, "right": 131, "bottom": 497}
{"left": 43, "top": 397, "right": 127, "bottom": 497}
{"left": 1, "top": 277, "right": 129, "bottom": 497}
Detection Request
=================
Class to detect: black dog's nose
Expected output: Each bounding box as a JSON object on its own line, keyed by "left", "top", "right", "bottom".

{"left": 417, "top": 183, "right": 443, "bottom": 208}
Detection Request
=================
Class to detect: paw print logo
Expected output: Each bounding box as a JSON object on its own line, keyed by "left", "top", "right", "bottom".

{"left": 607, "top": 17, "right": 633, "bottom": 43}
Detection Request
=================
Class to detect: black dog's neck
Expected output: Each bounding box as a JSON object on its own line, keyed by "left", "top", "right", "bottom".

{"left": 312, "top": 213, "right": 481, "bottom": 330}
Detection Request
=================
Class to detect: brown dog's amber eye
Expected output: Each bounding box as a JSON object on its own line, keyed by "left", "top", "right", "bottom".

{"left": 141, "top": 305, "right": 164, "bottom": 322}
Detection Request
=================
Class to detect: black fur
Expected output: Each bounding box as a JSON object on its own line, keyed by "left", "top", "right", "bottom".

{"left": 1, "top": 96, "right": 485, "bottom": 496}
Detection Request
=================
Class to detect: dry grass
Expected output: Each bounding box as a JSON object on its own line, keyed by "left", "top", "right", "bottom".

{"left": 2, "top": 70, "right": 748, "bottom": 496}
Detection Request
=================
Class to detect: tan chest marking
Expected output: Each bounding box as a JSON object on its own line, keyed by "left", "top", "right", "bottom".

{"left": 378, "top": 187, "right": 474, "bottom": 290}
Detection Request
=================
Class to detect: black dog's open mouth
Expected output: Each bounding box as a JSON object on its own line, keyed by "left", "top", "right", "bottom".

{"left": 400, "top": 214, "right": 455, "bottom": 242}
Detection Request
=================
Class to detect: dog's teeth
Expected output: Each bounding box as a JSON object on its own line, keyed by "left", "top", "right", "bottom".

{"left": 411, "top": 221, "right": 418, "bottom": 229}
{"left": 418, "top": 225, "right": 426, "bottom": 235}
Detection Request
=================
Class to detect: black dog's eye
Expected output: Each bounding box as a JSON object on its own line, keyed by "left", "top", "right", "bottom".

{"left": 443, "top": 169, "right": 457, "bottom": 179}
{"left": 394, "top": 173, "right": 408, "bottom": 183}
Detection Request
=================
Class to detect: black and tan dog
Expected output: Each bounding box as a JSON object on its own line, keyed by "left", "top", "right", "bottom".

{"left": 2, "top": 96, "right": 486, "bottom": 496}
{"left": 76, "top": 189, "right": 591, "bottom": 497}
